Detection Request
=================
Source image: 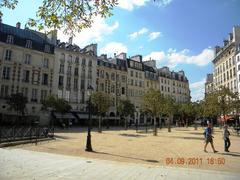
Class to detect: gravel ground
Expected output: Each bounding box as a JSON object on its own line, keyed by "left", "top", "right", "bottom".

{"left": 10, "top": 126, "right": 240, "bottom": 173}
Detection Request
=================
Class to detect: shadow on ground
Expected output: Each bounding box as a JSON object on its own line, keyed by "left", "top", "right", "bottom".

{"left": 119, "top": 133, "right": 147, "bottom": 138}
{"left": 93, "top": 151, "right": 159, "bottom": 164}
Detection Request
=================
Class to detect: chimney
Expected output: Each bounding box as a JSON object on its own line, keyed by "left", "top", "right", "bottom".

{"left": 68, "top": 36, "right": 73, "bottom": 45}
{"left": 16, "top": 22, "right": 21, "bottom": 29}
{"left": 215, "top": 46, "right": 221, "bottom": 55}
{"left": 223, "top": 39, "right": 228, "bottom": 46}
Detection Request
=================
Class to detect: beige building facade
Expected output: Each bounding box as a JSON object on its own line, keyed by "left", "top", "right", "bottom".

{"left": 0, "top": 22, "right": 55, "bottom": 115}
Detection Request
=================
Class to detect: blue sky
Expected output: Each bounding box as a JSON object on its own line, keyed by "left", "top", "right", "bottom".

{"left": 1, "top": 0, "right": 240, "bottom": 101}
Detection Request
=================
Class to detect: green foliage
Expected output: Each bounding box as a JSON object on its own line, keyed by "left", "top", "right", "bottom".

{"left": 6, "top": 93, "right": 27, "bottom": 115}
{"left": 142, "top": 89, "right": 164, "bottom": 117}
{"left": 41, "top": 95, "right": 71, "bottom": 113}
{"left": 117, "top": 99, "right": 135, "bottom": 118}
{"left": 0, "top": 0, "right": 118, "bottom": 35}
{"left": 163, "top": 95, "right": 175, "bottom": 116}
{"left": 91, "top": 92, "right": 111, "bottom": 116}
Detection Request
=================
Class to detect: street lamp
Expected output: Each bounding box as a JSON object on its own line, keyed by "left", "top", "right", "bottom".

{"left": 85, "top": 85, "right": 94, "bottom": 152}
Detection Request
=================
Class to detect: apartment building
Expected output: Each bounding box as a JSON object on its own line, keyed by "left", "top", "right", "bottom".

{"left": 212, "top": 26, "right": 240, "bottom": 93}
{"left": 158, "top": 67, "right": 190, "bottom": 103}
{"left": 205, "top": 73, "right": 214, "bottom": 96}
{"left": 54, "top": 40, "right": 97, "bottom": 111}
{"left": 96, "top": 54, "right": 127, "bottom": 121}
{"left": 0, "top": 22, "right": 55, "bottom": 114}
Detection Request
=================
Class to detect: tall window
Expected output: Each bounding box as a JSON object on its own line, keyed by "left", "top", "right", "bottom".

{"left": 43, "top": 58, "right": 49, "bottom": 68}
{"left": 74, "top": 68, "right": 79, "bottom": 76}
{"left": 25, "top": 40, "right": 32, "bottom": 48}
{"left": 74, "top": 79, "right": 78, "bottom": 90}
{"left": 31, "top": 89, "right": 38, "bottom": 102}
{"left": 2, "top": 67, "right": 11, "bottom": 80}
{"left": 41, "top": 90, "right": 48, "bottom": 101}
{"left": 42, "top": 73, "right": 48, "bottom": 85}
{"left": 21, "top": 87, "right": 28, "bottom": 98}
{"left": 66, "top": 77, "right": 71, "bottom": 88}
{"left": 22, "top": 70, "right": 30, "bottom": 82}
{"left": 6, "top": 35, "right": 14, "bottom": 44}
{"left": 5, "top": 49, "right": 12, "bottom": 61}
{"left": 59, "top": 64, "right": 64, "bottom": 74}
{"left": 82, "top": 58, "right": 86, "bottom": 66}
{"left": 0, "top": 85, "right": 9, "bottom": 97}
{"left": 58, "top": 76, "right": 64, "bottom": 87}
{"left": 44, "top": 44, "right": 50, "bottom": 52}
{"left": 88, "top": 60, "right": 92, "bottom": 67}
{"left": 24, "top": 54, "right": 31, "bottom": 64}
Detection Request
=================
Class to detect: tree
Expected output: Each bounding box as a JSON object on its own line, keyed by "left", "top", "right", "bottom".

{"left": 91, "top": 92, "right": 111, "bottom": 133}
{"left": 163, "top": 96, "right": 175, "bottom": 132}
{"left": 142, "top": 89, "right": 164, "bottom": 136}
{"left": 117, "top": 99, "right": 135, "bottom": 130}
{"left": 42, "top": 95, "right": 72, "bottom": 117}
{"left": 0, "top": 0, "right": 118, "bottom": 35}
{"left": 6, "top": 93, "right": 28, "bottom": 116}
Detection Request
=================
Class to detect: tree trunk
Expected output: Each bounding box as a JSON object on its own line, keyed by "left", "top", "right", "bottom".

{"left": 194, "top": 118, "right": 197, "bottom": 130}
{"left": 98, "top": 115, "right": 102, "bottom": 133}
{"left": 168, "top": 115, "right": 172, "bottom": 132}
{"left": 153, "top": 116, "right": 157, "bottom": 136}
{"left": 125, "top": 117, "right": 127, "bottom": 130}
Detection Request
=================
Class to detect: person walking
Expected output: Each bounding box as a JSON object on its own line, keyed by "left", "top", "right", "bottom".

{"left": 203, "top": 123, "right": 218, "bottom": 153}
{"left": 223, "top": 125, "right": 231, "bottom": 152}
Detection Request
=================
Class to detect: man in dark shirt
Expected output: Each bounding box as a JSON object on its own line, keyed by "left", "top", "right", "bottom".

{"left": 203, "top": 123, "right": 218, "bottom": 153}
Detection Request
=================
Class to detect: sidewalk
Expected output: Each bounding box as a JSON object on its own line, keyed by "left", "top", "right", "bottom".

{"left": 0, "top": 148, "right": 239, "bottom": 180}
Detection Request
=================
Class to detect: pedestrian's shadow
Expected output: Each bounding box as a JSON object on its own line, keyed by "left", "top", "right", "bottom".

{"left": 219, "top": 152, "right": 240, "bottom": 157}
{"left": 93, "top": 151, "right": 159, "bottom": 163}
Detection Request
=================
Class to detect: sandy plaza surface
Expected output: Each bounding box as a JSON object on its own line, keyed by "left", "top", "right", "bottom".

{"left": 9, "top": 126, "right": 240, "bottom": 173}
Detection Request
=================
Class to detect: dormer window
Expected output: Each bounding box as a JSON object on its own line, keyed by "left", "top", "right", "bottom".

{"left": 44, "top": 44, "right": 50, "bottom": 53}
{"left": 6, "top": 35, "right": 14, "bottom": 44}
{"left": 25, "top": 40, "right": 32, "bottom": 48}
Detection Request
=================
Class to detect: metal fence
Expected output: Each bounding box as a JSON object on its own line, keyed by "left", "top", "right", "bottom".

{"left": 0, "top": 125, "right": 54, "bottom": 144}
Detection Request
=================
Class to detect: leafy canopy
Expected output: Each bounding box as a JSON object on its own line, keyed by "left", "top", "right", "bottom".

{"left": 91, "top": 91, "right": 111, "bottom": 116}
{"left": 6, "top": 93, "right": 28, "bottom": 115}
{"left": 0, "top": 0, "right": 118, "bottom": 35}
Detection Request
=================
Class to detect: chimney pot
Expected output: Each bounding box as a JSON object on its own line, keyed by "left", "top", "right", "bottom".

{"left": 16, "top": 22, "right": 21, "bottom": 29}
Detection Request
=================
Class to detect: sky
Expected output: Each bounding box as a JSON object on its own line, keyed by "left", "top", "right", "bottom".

{"left": 1, "top": 0, "right": 240, "bottom": 101}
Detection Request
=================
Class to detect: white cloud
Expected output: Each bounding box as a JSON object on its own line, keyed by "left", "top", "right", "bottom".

{"left": 100, "top": 42, "right": 128, "bottom": 58}
{"left": 143, "top": 47, "right": 214, "bottom": 68}
{"left": 143, "top": 51, "right": 165, "bottom": 66}
{"left": 190, "top": 78, "right": 206, "bottom": 101}
{"left": 148, "top": 32, "right": 162, "bottom": 41}
{"left": 167, "top": 48, "right": 214, "bottom": 68}
{"left": 57, "top": 16, "right": 119, "bottom": 47}
{"left": 155, "top": 0, "right": 173, "bottom": 7}
{"left": 129, "top": 27, "right": 149, "bottom": 39}
{"left": 118, "top": 0, "right": 150, "bottom": 11}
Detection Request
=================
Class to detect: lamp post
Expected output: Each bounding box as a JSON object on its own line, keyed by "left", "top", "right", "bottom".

{"left": 85, "top": 85, "right": 94, "bottom": 152}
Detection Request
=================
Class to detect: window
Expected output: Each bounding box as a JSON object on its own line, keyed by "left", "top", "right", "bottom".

{"left": 122, "top": 75, "right": 126, "bottom": 82}
{"left": 75, "top": 57, "right": 79, "bottom": 64}
{"left": 139, "top": 73, "right": 142, "bottom": 79}
{"left": 42, "top": 73, "right": 48, "bottom": 85}
{"left": 111, "top": 85, "right": 115, "bottom": 93}
{"left": 122, "top": 87, "right": 125, "bottom": 95}
{"left": 74, "top": 68, "right": 79, "bottom": 76}
{"left": 31, "top": 89, "right": 38, "bottom": 102}
{"left": 88, "top": 60, "right": 92, "bottom": 67}
{"left": 2, "top": 67, "right": 11, "bottom": 80}
{"left": 106, "top": 72, "right": 109, "bottom": 80}
{"left": 66, "top": 77, "right": 71, "bottom": 88}
{"left": 24, "top": 54, "right": 31, "bottom": 64}
{"left": 61, "top": 53, "right": 65, "bottom": 61}
{"left": 82, "top": 58, "right": 86, "bottom": 66}
{"left": 21, "top": 87, "right": 28, "bottom": 98}
{"left": 41, "top": 90, "right": 48, "bottom": 101}
{"left": 67, "top": 66, "right": 72, "bottom": 75}
{"left": 22, "top": 70, "right": 30, "bottom": 82}
{"left": 0, "top": 85, "right": 9, "bottom": 98}
{"left": 135, "top": 72, "right": 138, "bottom": 78}
{"left": 111, "top": 73, "right": 115, "bottom": 81}
{"left": 58, "top": 76, "right": 64, "bottom": 87}
{"left": 43, "top": 58, "right": 49, "bottom": 68}
{"left": 6, "top": 35, "right": 14, "bottom": 44}
{"left": 44, "top": 44, "right": 50, "bottom": 52}
{"left": 130, "top": 71, "right": 133, "bottom": 77}
{"left": 74, "top": 79, "right": 78, "bottom": 90}
{"left": 68, "top": 55, "right": 72, "bottom": 63}
{"left": 233, "top": 67, "right": 236, "bottom": 76}
{"left": 59, "top": 64, "right": 64, "bottom": 73}
{"left": 26, "top": 40, "right": 32, "bottom": 48}
{"left": 5, "top": 49, "right": 12, "bottom": 61}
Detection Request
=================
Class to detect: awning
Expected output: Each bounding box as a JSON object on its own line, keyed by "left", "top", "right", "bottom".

{"left": 53, "top": 112, "right": 76, "bottom": 119}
